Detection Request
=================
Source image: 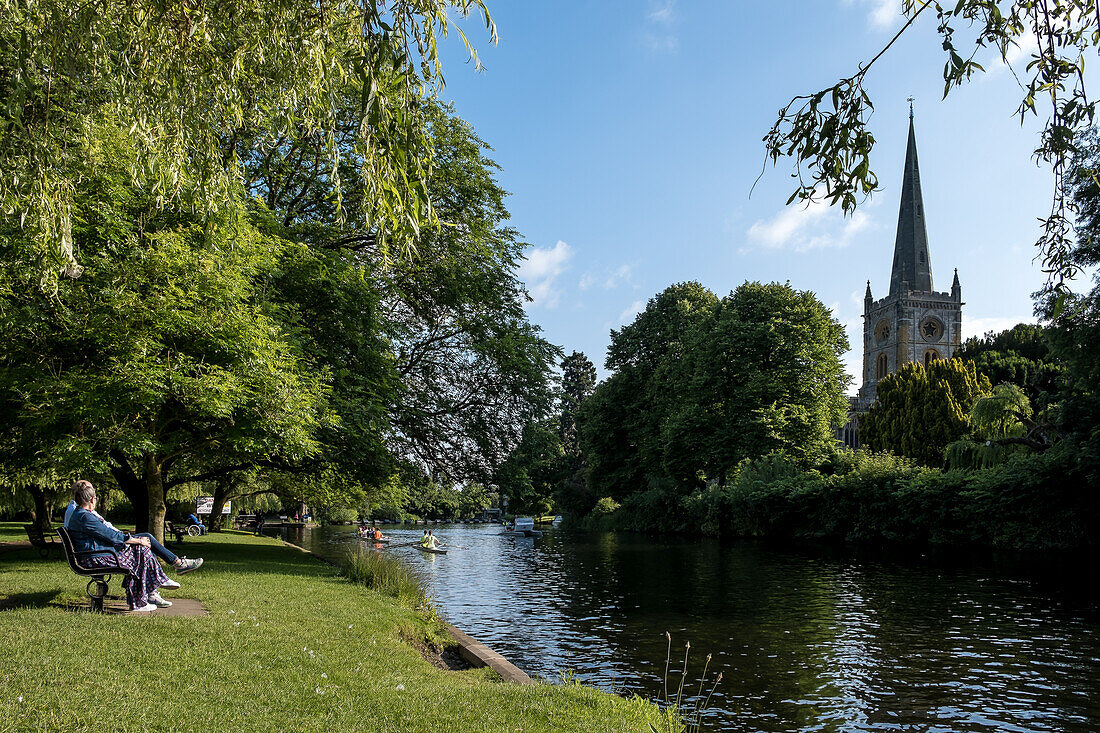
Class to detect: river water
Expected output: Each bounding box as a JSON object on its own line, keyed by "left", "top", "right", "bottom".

{"left": 279, "top": 523, "right": 1100, "bottom": 731}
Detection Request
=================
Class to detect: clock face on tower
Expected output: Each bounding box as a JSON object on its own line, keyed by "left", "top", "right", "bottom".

{"left": 874, "top": 319, "right": 891, "bottom": 342}
{"left": 920, "top": 317, "right": 944, "bottom": 342}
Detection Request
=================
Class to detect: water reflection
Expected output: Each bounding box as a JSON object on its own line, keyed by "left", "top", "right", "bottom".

{"left": 284, "top": 524, "right": 1100, "bottom": 732}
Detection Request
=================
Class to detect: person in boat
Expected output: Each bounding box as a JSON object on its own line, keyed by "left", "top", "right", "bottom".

{"left": 420, "top": 529, "right": 429, "bottom": 546}
{"left": 424, "top": 530, "right": 441, "bottom": 550}
{"left": 372, "top": 527, "right": 385, "bottom": 541}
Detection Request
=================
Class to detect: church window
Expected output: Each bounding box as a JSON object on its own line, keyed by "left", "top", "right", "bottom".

{"left": 924, "top": 349, "right": 940, "bottom": 367}
{"left": 876, "top": 353, "right": 889, "bottom": 380}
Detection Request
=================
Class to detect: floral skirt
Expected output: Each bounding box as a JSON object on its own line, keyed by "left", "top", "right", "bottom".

{"left": 86, "top": 544, "right": 170, "bottom": 609}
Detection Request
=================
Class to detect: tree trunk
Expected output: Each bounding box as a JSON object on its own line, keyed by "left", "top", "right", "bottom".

{"left": 144, "top": 452, "right": 167, "bottom": 545}
{"left": 110, "top": 450, "right": 149, "bottom": 532}
{"left": 208, "top": 480, "right": 232, "bottom": 532}
{"left": 25, "top": 485, "right": 55, "bottom": 532}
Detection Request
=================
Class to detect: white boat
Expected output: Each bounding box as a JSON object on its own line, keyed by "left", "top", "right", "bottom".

{"left": 500, "top": 516, "right": 543, "bottom": 538}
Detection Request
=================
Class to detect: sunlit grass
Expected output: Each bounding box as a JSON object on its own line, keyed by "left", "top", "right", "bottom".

{"left": 0, "top": 529, "right": 662, "bottom": 732}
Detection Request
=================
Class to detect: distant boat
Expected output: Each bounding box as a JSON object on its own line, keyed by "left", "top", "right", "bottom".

{"left": 501, "top": 516, "right": 543, "bottom": 538}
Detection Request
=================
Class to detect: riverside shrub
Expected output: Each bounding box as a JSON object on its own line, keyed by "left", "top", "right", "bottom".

{"left": 600, "top": 448, "right": 1097, "bottom": 549}
{"left": 707, "top": 448, "right": 1095, "bottom": 549}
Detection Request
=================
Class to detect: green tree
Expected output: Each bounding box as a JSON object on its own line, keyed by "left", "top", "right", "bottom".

{"left": 664, "top": 282, "right": 851, "bottom": 486}
{"left": 559, "top": 351, "right": 597, "bottom": 459}
{"left": 0, "top": 129, "right": 329, "bottom": 541}
{"left": 250, "top": 102, "right": 558, "bottom": 485}
{"left": 597, "top": 281, "right": 720, "bottom": 488}
{"left": 1, "top": 0, "right": 495, "bottom": 285}
{"left": 765, "top": 1, "right": 1099, "bottom": 293}
{"left": 580, "top": 281, "right": 849, "bottom": 508}
{"left": 493, "top": 421, "right": 563, "bottom": 516}
{"left": 861, "top": 360, "right": 991, "bottom": 466}
{"left": 955, "top": 323, "right": 1065, "bottom": 406}
{"left": 1046, "top": 131, "right": 1100, "bottom": 462}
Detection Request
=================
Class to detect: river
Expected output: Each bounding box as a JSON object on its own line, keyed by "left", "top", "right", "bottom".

{"left": 275, "top": 523, "right": 1100, "bottom": 731}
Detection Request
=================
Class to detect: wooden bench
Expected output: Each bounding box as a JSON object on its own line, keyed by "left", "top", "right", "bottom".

{"left": 57, "top": 526, "right": 133, "bottom": 612}
{"left": 164, "top": 521, "right": 187, "bottom": 544}
{"left": 24, "top": 524, "right": 60, "bottom": 558}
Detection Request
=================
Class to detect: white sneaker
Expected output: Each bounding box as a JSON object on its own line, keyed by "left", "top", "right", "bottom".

{"left": 131, "top": 603, "right": 158, "bottom": 613}
{"left": 160, "top": 579, "right": 181, "bottom": 590}
{"left": 148, "top": 592, "right": 172, "bottom": 608}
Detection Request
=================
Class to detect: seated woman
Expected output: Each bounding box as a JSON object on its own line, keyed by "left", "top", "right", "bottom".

{"left": 64, "top": 480, "right": 179, "bottom": 612}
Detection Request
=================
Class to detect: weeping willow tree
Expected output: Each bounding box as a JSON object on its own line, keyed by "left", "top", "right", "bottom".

{"left": 946, "top": 383, "right": 1059, "bottom": 468}
{"left": 0, "top": 0, "right": 495, "bottom": 290}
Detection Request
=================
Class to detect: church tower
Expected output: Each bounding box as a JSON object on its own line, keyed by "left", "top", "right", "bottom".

{"left": 849, "top": 110, "right": 964, "bottom": 422}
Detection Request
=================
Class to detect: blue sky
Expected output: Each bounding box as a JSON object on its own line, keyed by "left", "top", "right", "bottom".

{"left": 438, "top": 1, "right": 1057, "bottom": 390}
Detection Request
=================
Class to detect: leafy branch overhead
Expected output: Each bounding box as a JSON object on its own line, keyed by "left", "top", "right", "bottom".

{"left": 0, "top": 0, "right": 495, "bottom": 290}
{"left": 764, "top": 0, "right": 1099, "bottom": 293}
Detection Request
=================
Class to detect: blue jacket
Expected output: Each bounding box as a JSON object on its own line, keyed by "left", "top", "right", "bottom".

{"left": 187, "top": 514, "right": 203, "bottom": 525}
{"left": 63, "top": 505, "right": 127, "bottom": 556}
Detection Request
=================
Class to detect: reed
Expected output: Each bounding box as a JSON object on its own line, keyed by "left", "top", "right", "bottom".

{"left": 650, "top": 632, "right": 723, "bottom": 733}
{"left": 342, "top": 545, "right": 427, "bottom": 605}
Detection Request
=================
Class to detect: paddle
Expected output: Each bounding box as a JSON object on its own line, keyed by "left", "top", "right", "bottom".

{"left": 440, "top": 543, "right": 470, "bottom": 550}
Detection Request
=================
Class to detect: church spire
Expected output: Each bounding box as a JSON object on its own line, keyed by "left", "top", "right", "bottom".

{"left": 889, "top": 111, "right": 933, "bottom": 296}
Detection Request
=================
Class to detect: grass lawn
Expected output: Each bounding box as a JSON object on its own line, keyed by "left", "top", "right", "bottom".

{"left": 0, "top": 520, "right": 38, "bottom": 543}
{"left": 0, "top": 527, "right": 662, "bottom": 732}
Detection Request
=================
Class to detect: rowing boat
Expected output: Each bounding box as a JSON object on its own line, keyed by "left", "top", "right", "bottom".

{"left": 414, "top": 544, "right": 447, "bottom": 554}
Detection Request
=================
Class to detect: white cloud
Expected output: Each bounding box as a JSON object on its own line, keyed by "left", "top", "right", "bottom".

{"left": 519, "top": 240, "right": 572, "bottom": 309}
{"left": 617, "top": 299, "right": 646, "bottom": 325}
{"left": 984, "top": 30, "right": 1039, "bottom": 79}
{"left": 604, "top": 264, "right": 634, "bottom": 290}
{"left": 745, "top": 201, "right": 871, "bottom": 252}
{"left": 962, "top": 315, "right": 1035, "bottom": 341}
{"left": 647, "top": 0, "right": 674, "bottom": 25}
{"left": 643, "top": 0, "right": 678, "bottom": 52}
{"left": 579, "top": 264, "right": 635, "bottom": 291}
{"left": 843, "top": 0, "right": 902, "bottom": 29}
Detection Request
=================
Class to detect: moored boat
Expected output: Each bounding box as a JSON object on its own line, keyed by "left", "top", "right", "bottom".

{"left": 500, "top": 516, "right": 543, "bottom": 538}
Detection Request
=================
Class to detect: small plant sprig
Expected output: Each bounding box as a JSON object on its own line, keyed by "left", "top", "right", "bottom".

{"left": 649, "top": 632, "right": 723, "bottom": 733}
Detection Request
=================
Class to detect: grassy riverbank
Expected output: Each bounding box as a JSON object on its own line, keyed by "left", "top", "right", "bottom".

{"left": 0, "top": 526, "right": 661, "bottom": 732}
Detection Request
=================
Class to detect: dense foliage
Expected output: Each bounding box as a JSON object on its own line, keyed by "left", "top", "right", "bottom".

{"left": 0, "top": 103, "right": 554, "bottom": 539}
{"left": 860, "top": 360, "right": 991, "bottom": 466}
{"left": 955, "top": 323, "right": 1065, "bottom": 406}
{"left": 1, "top": 0, "right": 495, "bottom": 287}
{"left": 577, "top": 281, "right": 850, "bottom": 518}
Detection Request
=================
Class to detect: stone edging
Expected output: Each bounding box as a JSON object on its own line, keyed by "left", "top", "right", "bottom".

{"left": 279, "top": 538, "right": 533, "bottom": 685}
{"left": 445, "top": 623, "right": 533, "bottom": 684}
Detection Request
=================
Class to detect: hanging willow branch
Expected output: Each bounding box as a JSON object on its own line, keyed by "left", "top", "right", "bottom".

{"left": 763, "top": 0, "right": 1098, "bottom": 300}
{"left": 0, "top": 0, "right": 496, "bottom": 292}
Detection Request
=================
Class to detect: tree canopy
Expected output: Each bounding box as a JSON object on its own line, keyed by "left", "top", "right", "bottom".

{"left": 579, "top": 281, "right": 850, "bottom": 503}
{"left": 860, "top": 360, "right": 991, "bottom": 466}
{"left": 1, "top": 0, "right": 495, "bottom": 288}
{"left": 0, "top": 98, "right": 556, "bottom": 539}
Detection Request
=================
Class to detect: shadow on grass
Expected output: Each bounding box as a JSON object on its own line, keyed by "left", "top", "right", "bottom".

{"left": 171, "top": 535, "right": 340, "bottom": 579}
{"left": 0, "top": 588, "right": 65, "bottom": 611}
